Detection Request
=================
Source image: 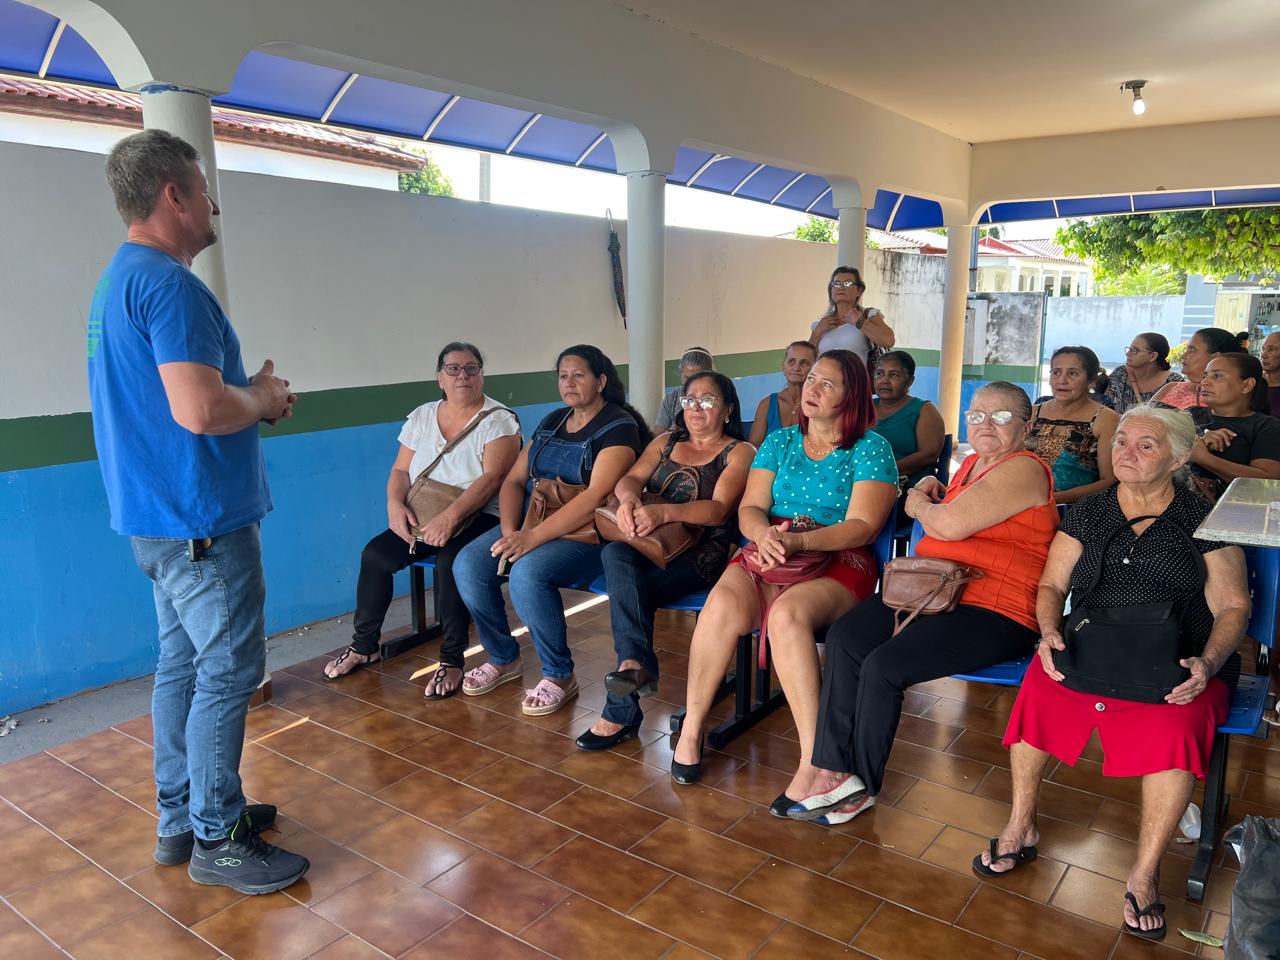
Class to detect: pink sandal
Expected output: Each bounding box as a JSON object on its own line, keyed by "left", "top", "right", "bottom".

{"left": 521, "top": 677, "right": 579, "bottom": 716}
{"left": 462, "top": 662, "right": 522, "bottom": 696}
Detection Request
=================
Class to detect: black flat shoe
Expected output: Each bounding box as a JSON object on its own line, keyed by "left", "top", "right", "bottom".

{"left": 604, "top": 668, "right": 659, "bottom": 698}
{"left": 575, "top": 724, "right": 640, "bottom": 751}
{"left": 670, "top": 735, "right": 704, "bottom": 785}
{"left": 769, "top": 792, "right": 797, "bottom": 818}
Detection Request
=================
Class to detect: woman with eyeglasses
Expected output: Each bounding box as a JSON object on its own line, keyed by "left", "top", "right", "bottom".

{"left": 809, "top": 265, "right": 895, "bottom": 370}
{"left": 790, "top": 383, "right": 1058, "bottom": 825}
{"left": 323, "top": 342, "right": 521, "bottom": 696}
{"left": 576, "top": 372, "right": 755, "bottom": 751}
{"left": 1026, "top": 346, "right": 1119, "bottom": 505}
{"left": 1105, "top": 333, "right": 1183, "bottom": 414}
{"left": 748, "top": 340, "right": 817, "bottom": 448}
{"left": 1187, "top": 353, "right": 1280, "bottom": 501}
{"left": 671, "top": 350, "right": 898, "bottom": 815}
{"left": 1151, "top": 328, "right": 1246, "bottom": 410}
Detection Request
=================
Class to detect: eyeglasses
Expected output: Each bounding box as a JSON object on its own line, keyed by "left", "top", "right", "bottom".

{"left": 1124, "top": 346, "right": 1153, "bottom": 355}
{"left": 964, "top": 409, "right": 1020, "bottom": 426}
{"left": 679, "top": 395, "right": 722, "bottom": 411}
{"left": 830, "top": 279, "right": 862, "bottom": 289}
{"left": 441, "top": 363, "right": 482, "bottom": 377}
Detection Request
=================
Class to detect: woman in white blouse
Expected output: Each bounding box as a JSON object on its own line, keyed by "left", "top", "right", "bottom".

{"left": 809, "top": 265, "right": 895, "bottom": 370}
{"left": 323, "top": 342, "right": 521, "bottom": 698}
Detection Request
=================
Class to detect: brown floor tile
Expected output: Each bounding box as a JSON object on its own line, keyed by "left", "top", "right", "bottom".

{"left": 920, "top": 824, "right": 1068, "bottom": 903}
{"left": 956, "top": 884, "right": 1119, "bottom": 960}
{"left": 630, "top": 818, "right": 766, "bottom": 891}
{"left": 12, "top": 770, "right": 138, "bottom": 838}
{"left": 254, "top": 718, "right": 356, "bottom": 765}
{"left": 946, "top": 728, "right": 1014, "bottom": 769}
{"left": 310, "top": 741, "right": 421, "bottom": 793}
{"left": 238, "top": 751, "right": 338, "bottom": 806}
{"left": 716, "top": 728, "right": 802, "bottom": 773}
{"left": 374, "top": 653, "right": 438, "bottom": 685}
{"left": 111, "top": 714, "right": 154, "bottom": 745}
{"left": 628, "top": 875, "right": 780, "bottom": 960}
{"left": 124, "top": 863, "right": 246, "bottom": 927}
{"left": 895, "top": 713, "right": 967, "bottom": 752}
{"left": 1050, "top": 757, "right": 1144, "bottom": 806}
{"left": 831, "top": 840, "right": 978, "bottom": 922}
{"left": 895, "top": 779, "right": 1012, "bottom": 839}
{"left": 876, "top": 769, "right": 918, "bottom": 807}
{"left": 304, "top": 935, "right": 389, "bottom": 960}
{"left": 421, "top": 697, "right": 519, "bottom": 739}
{"left": 347, "top": 812, "right": 476, "bottom": 885}
{"left": 427, "top": 849, "right": 570, "bottom": 933}
{"left": 399, "top": 729, "right": 506, "bottom": 779}
{"left": 0, "top": 753, "right": 88, "bottom": 805}
{"left": 708, "top": 760, "right": 791, "bottom": 807}
{"left": 356, "top": 675, "right": 441, "bottom": 717}
{"left": 276, "top": 781, "right": 400, "bottom": 846}
{"left": 1111, "top": 934, "right": 1203, "bottom": 960}
{"left": 540, "top": 786, "right": 668, "bottom": 849}
{"left": 1233, "top": 741, "right": 1280, "bottom": 779}
{"left": 453, "top": 799, "right": 575, "bottom": 865}
{"left": 374, "top": 767, "right": 491, "bottom": 826}
{"left": 0, "top": 903, "right": 64, "bottom": 960}
{"left": 551, "top": 748, "right": 667, "bottom": 799}
{"left": 911, "top": 676, "right": 999, "bottom": 707}
{"left": 629, "top": 778, "right": 754, "bottom": 833}
{"left": 65, "top": 806, "right": 166, "bottom": 880}
{"left": 633, "top": 737, "right": 742, "bottom": 784}
{"left": 1049, "top": 865, "right": 1206, "bottom": 954}
{"left": 976, "top": 765, "right": 1103, "bottom": 826}
{"left": 192, "top": 891, "right": 345, "bottom": 960}
{"left": 48, "top": 728, "right": 126, "bottom": 764}
{"left": 464, "top": 756, "right": 580, "bottom": 812}
{"left": 8, "top": 864, "right": 148, "bottom": 947}
{"left": 0, "top": 821, "right": 88, "bottom": 896}
{"left": 0, "top": 800, "right": 30, "bottom": 834}
{"left": 733, "top": 857, "right": 880, "bottom": 942}
{"left": 854, "top": 901, "right": 1019, "bottom": 960}
{"left": 244, "top": 703, "right": 309, "bottom": 740}
{"left": 59, "top": 730, "right": 156, "bottom": 790}
{"left": 404, "top": 914, "right": 549, "bottom": 959}
{"left": 1241, "top": 770, "right": 1280, "bottom": 807}
{"left": 886, "top": 739, "right": 991, "bottom": 793}
{"left": 531, "top": 835, "right": 671, "bottom": 913}
{"left": 278, "top": 689, "right": 379, "bottom": 729}
{"left": 522, "top": 894, "right": 672, "bottom": 959}
{"left": 659, "top": 944, "right": 716, "bottom": 959}
{"left": 335, "top": 707, "right": 437, "bottom": 753}
{"left": 266, "top": 670, "right": 329, "bottom": 704}
{"left": 264, "top": 827, "right": 379, "bottom": 904}
{"left": 480, "top": 720, "right": 580, "bottom": 766}
{"left": 1034, "top": 818, "right": 1144, "bottom": 883}
{"left": 723, "top": 807, "right": 859, "bottom": 873}
{"left": 754, "top": 921, "right": 872, "bottom": 958}
{"left": 67, "top": 906, "right": 219, "bottom": 960}
{"left": 312, "top": 868, "right": 459, "bottom": 956}
{"left": 921, "top": 697, "right": 1015, "bottom": 738}
{"left": 824, "top": 802, "right": 945, "bottom": 858}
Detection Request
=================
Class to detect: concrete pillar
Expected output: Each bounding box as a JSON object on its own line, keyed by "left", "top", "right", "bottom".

{"left": 836, "top": 205, "right": 867, "bottom": 274}
{"left": 939, "top": 225, "right": 973, "bottom": 435}
{"left": 140, "top": 84, "right": 229, "bottom": 307}
{"left": 626, "top": 170, "right": 666, "bottom": 424}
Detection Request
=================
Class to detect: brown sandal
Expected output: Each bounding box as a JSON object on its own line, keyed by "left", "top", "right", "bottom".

{"left": 423, "top": 665, "right": 463, "bottom": 701}
{"left": 322, "top": 646, "right": 380, "bottom": 681}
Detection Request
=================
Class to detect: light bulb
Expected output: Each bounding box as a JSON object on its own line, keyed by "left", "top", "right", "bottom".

{"left": 1132, "top": 94, "right": 1146, "bottom": 116}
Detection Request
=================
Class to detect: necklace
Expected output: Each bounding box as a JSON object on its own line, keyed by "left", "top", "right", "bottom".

{"left": 803, "top": 433, "right": 835, "bottom": 458}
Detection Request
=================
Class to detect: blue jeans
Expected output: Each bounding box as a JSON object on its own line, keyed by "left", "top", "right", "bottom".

{"left": 131, "top": 524, "right": 266, "bottom": 841}
{"left": 599, "top": 543, "right": 711, "bottom": 725}
{"left": 454, "top": 526, "right": 603, "bottom": 680}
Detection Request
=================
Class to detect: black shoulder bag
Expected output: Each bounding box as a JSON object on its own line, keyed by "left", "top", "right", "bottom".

{"left": 1052, "top": 514, "right": 1204, "bottom": 703}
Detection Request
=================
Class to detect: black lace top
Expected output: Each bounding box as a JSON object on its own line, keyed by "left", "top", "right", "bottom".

{"left": 647, "top": 435, "right": 741, "bottom": 582}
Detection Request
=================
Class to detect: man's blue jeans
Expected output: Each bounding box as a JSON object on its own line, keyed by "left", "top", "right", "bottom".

{"left": 131, "top": 523, "right": 266, "bottom": 842}
{"left": 454, "top": 526, "right": 603, "bottom": 680}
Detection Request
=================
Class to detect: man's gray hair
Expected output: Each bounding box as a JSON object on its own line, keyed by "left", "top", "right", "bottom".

{"left": 105, "top": 129, "right": 201, "bottom": 225}
{"left": 1117, "top": 403, "right": 1197, "bottom": 485}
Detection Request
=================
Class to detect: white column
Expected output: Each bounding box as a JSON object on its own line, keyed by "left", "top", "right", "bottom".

{"left": 938, "top": 226, "right": 973, "bottom": 435}
{"left": 626, "top": 170, "right": 666, "bottom": 424}
{"left": 140, "top": 85, "right": 229, "bottom": 307}
{"left": 1008, "top": 265, "right": 1020, "bottom": 292}
{"left": 835, "top": 205, "right": 867, "bottom": 273}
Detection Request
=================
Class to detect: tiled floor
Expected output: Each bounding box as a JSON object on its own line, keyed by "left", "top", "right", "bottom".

{"left": 1, "top": 592, "right": 1275, "bottom": 959}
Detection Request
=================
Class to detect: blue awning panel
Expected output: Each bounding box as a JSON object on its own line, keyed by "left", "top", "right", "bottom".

{"left": 214, "top": 51, "right": 347, "bottom": 119}
{"left": 429, "top": 98, "right": 532, "bottom": 151}
{"left": 890, "top": 194, "right": 945, "bottom": 230}
{"left": 1057, "top": 195, "right": 1131, "bottom": 217}
{"left": 807, "top": 189, "right": 838, "bottom": 218}
{"left": 775, "top": 173, "right": 829, "bottom": 212}
{"left": 1214, "top": 187, "right": 1280, "bottom": 206}
{"left": 732, "top": 165, "right": 803, "bottom": 203}
{"left": 690, "top": 156, "right": 760, "bottom": 193}
{"left": 47, "top": 27, "right": 114, "bottom": 86}
{"left": 0, "top": 1, "right": 56, "bottom": 75}
{"left": 669, "top": 147, "right": 715, "bottom": 185}
{"left": 985, "top": 200, "right": 1058, "bottom": 222}
{"left": 328, "top": 75, "right": 450, "bottom": 138}
{"left": 578, "top": 136, "right": 615, "bottom": 172}
{"left": 1132, "top": 190, "right": 1214, "bottom": 211}
{"left": 510, "top": 114, "right": 601, "bottom": 164}
{"left": 866, "top": 191, "right": 900, "bottom": 230}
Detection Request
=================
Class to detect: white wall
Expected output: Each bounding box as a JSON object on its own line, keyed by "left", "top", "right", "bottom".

{"left": 1043, "top": 295, "right": 1185, "bottom": 368}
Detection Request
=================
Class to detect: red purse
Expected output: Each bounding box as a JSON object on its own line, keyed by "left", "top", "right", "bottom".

{"left": 737, "top": 517, "right": 833, "bottom": 668}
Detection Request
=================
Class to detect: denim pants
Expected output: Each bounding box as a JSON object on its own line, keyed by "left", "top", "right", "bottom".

{"left": 131, "top": 523, "right": 266, "bottom": 841}
{"left": 599, "top": 542, "right": 711, "bottom": 725}
{"left": 454, "top": 525, "right": 604, "bottom": 680}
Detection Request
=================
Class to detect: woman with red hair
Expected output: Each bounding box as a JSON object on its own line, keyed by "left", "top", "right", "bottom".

{"left": 672, "top": 350, "right": 898, "bottom": 815}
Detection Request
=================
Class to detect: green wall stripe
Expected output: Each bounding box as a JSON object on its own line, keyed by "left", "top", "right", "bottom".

{"left": 2, "top": 349, "right": 1040, "bottom": 472}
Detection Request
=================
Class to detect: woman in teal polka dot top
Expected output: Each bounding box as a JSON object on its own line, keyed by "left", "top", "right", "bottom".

{"left": 671, "top": 349, "right": 899, "bottom": 816}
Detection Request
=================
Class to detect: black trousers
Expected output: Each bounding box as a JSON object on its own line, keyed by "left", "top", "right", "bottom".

{"left": 351, "top": 512, "right": 500, "bottom": 665}
{"left": 812, "top": 596, "right": 1037, "bottom": 795}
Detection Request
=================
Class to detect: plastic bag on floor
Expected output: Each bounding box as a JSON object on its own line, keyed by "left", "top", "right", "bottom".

{"left": 1225, "top": 815, "right": 1280, "bottom": 959}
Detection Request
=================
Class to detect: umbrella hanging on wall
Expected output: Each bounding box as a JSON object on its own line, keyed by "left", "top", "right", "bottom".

{"left": 607, "top": 209, "right": 626, "bottom": 328}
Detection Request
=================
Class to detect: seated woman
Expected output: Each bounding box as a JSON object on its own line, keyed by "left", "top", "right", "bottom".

{"left": 1152, "top": 327, "right": 1244, "bottom": 410}
{"left": 793, "top": 383, "right": 1058, "bottom": 824}
{"left": 655, "top": 346, "right": 714, "bottom": 429}
{"left": 1026, "top": 346, "right": 1119, "bottom": 504}
{"left": 576, "top": 372, "right": 754, "bottom": 751}
{"left": 1106, "top": 332, "right": 1183, "bottom": 414}
{"left": 748, "top": 341, "right": 817, "bottom": 447}
{"left": 1189, "top": 353, "right": 1280, "bottom": 500}
{"left": 323, "top": 342, "right": 520, "bottom": 696}
{"left": 671, "top": 349, "right": 898, "bottom": 814}
{"left": 454, "top": 345, "right": 649, "bottom": 716}
{"left": 870, "top": 350, "right": 945, "bottom": 528}
{"left": 976, "top": 404, "right": 1250, "bottom": 943}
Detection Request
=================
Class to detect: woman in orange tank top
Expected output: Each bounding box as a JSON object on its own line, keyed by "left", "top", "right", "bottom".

{"left": 786, "top": 382, "right": 1059, "bottom": 824}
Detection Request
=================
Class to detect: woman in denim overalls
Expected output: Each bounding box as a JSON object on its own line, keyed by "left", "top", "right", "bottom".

{"left": 455, "top": 345, "right": 650, "bottom": 715}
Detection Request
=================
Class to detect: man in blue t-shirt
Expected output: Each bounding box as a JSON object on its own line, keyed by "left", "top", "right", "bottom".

{"left": 88, "top": 129, "right": 307, "bottom": 895}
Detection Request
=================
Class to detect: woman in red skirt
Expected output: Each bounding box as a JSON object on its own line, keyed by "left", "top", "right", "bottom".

{"left": 975, "top": 404, "right": 1252, "bottom": 942}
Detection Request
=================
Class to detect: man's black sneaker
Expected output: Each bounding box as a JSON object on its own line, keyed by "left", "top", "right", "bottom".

{"left": 154, "top": 803, "right": 279, "bottom": 866}
{"left": 187, "top": 812, "right": 308, "bottom": 895}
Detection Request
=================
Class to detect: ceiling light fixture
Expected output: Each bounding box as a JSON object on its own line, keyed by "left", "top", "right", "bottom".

{"left": 1122, "top": 79, "right": 1147, "bottom": 116}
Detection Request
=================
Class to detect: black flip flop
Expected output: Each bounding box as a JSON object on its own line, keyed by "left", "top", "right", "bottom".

{"left": 322, "top": 646, "right": 380, "bottom": 682}
{"left": 1122, "top": 891, "right": 1167, "bottom": 941}
{"left": 423, "top": 665, "right": 463, "bottom": 701}
{"left": 971, "top": 837, "right": 1038, "bottom": 878}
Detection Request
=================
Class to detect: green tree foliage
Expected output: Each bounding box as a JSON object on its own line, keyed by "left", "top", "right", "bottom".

{"left": 1056, "top": 208, "right": 1280, "bottom": 284}
{"left": 1094, "top": 264, "right": 1187, "bottom": 296}
{"left": 398, "top": 152, "right": 455, "bottom": 197}
{"left": 794, "top": 215, "right": 836, "bottom": 243}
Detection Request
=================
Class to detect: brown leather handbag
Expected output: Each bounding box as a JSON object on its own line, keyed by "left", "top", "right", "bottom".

{"left": 879, "top": 557, "right": 983, "bottom": 636}
{"left": 521, "top": 477, "right": 598, "bottom": 543}
{"left": 405, "top": 406, "right": 512, "bottom": 545}
{"left": 594, "top": 465, "right": 703, "bottom": 569}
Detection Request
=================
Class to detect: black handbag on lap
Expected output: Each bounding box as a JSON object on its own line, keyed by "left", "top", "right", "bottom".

{"left": 1052, "top": 514, "right": 1204, "bottom": 704}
